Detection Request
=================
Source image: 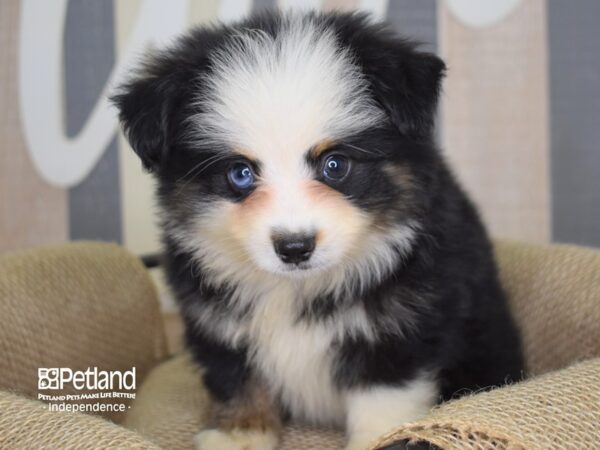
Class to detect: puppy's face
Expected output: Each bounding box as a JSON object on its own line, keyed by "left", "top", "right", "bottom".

{"left": 113, "top": 13, "right": 444, "bottom": 290}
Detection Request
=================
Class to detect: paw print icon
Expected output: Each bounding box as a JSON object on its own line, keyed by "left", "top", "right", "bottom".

{"left": 38, "top": 368, "right": 60, "bottom": 390}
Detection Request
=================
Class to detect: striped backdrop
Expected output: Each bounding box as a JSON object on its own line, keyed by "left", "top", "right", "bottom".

{"left": 1, "top": 0, "right": 599, "bottom": 257}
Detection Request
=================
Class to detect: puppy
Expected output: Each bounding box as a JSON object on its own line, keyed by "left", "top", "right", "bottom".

{"left": 113, "top": 11, "right": 523, "bottom": 450}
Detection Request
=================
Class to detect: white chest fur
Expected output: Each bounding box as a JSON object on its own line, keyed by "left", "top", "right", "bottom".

{"left": 244, "top": 284, "right": 346, "bottom": 426}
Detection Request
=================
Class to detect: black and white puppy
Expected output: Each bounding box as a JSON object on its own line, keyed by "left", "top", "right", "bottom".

{"left": 113, "top": 11, "right": 523, "bottom": 450}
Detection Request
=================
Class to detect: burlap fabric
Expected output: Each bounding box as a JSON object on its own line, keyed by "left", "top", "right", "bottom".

{"left": 0, "top": 242, "right": 168, "bottom": 423}
{"left": 0, "top": 240, "right": 599, "bottom": 449}
{"left": 371, "top": 358, "right": 600, "bottom": 450}
{"left": 494, "top": 240, "right": 600, "bottom": 375}
{"left": 0, "top": 390, "right": 160, "bottom": 450}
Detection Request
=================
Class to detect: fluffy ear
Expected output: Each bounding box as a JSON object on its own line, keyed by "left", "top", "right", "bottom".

{"left": 112, "top": 26, "right": 222, "bottom": 171}
{"left": 343, "top": 16, "right": 446, "bottom": 137}
{"left": 111, "top": 64, "right": 179, "bottom": 172}
{"left": 366, "top": 46, "right": 445, "bottom": 137}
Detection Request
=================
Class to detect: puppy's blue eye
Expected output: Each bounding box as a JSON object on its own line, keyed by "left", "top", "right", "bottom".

{"left": 228, "top": 162, "right": 255, "bottom": 191}
{"left": 322, "top": 155, "right": 350, "bottom": 181}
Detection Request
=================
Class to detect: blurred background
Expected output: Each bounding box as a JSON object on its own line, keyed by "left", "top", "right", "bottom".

{"left": 1, "top": 0, "right": 599, "bottom": 317}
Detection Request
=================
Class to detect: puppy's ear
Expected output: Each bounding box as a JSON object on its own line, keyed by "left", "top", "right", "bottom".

{"left": 344, "top": 16, "right": 446, "bottom": 138}
{"left": 374, "top": 49, "right": 446, "bottom": 137}
{"left": 367, "top": 46, "right": 445, "bottom": 137}
{"left": 111, "top": 57, "right": 184, "bottom": 172}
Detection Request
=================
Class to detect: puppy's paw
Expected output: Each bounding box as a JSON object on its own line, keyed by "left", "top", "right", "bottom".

{"left": 194, "top": 428, "right": 278, "bottom": 450}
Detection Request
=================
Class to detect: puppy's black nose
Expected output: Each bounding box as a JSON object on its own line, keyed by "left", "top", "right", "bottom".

{"left": 272, "top": 232, "right": 316, "bottom": 264}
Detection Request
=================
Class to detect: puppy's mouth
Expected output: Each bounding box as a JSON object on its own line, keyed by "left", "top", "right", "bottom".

{"left": 272, "top": 259, "right": 329, "bottom": 278}
{"left": 281, "top": 261, "right": 313, "bottom": 272}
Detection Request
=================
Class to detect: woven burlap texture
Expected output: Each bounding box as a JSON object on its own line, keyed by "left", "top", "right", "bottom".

{"left": 495, "top": 240, "right": 600, "bottom": 376}
{"left": 371, "top": 358, "right": 600, "bottom": 450}
{"left": 1, "top": 240, "right": 599, "bottom": 449}
{"left": 0, "top": 242, "right": 168, "bottom": 423}
{"left": 0, "top": 390, "right": 160, "bottom": 450}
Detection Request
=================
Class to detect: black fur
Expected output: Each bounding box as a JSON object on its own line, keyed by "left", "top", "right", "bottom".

{"left": 113, "top": 9, "right": 523, "bottom": 428}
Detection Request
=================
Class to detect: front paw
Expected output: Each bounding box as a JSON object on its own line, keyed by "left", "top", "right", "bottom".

{"left": 194, "top": 428, "right": 278, "bottom": 450}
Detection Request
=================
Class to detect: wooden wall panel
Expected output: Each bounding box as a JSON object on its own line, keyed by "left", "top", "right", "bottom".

{"left": 548, "top": 0, "right": 600, "bottom": 247}
{"left": 439, "top": 0, "right": 551, "bottom": 242}
{"left": 322, "top": 0, "right": 358, "bottom": 11}
{"left": 189, "top": 0, "right": 221, "bottom": 23}
{"left": 387, "top": 0, "right": 437, "bottom": 52}
{"left": 65, "top": 1, "right": 122, "bottom": 243}
{"left": 115, "top": 0, "right": 162, "bottom": 256}
{"left": 0, "top": 0, "right": 68, "bottom": 252}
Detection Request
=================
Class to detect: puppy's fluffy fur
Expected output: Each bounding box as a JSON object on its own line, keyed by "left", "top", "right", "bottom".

{"left": 113, "top": 11, "right": 523, "bottom": 450}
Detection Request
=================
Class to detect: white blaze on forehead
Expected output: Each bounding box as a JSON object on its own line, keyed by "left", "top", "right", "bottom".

{"left": 193, "top": 16, "right": 384, "bottom": 159}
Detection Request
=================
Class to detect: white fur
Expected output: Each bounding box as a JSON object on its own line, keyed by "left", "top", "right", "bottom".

{"left": 248, "top": 283, "right": 345, "bottom": 425}
{"left": 193, "top": 15, "right": 384, "bottom": 157}
{"left": 187, "top": 281, "right": 374, "bottom": 426}
{"left": 344, "top": 378, "right": 438, "bottom": 450}
{"left": 195, "top": 428, "right": 278, "bottom": 450}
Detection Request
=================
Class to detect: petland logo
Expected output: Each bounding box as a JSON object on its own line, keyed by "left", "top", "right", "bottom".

{"left": 38, "top": 367, "right": 136, "bottom": 391}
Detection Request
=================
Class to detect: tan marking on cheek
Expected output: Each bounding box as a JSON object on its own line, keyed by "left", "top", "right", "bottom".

{"left": 198, "top": 201, "right": 262, "bottom": 265}
{"left": 381, "top": 162, "right": 418, "bottom": 224}
{"left": 228, "top": 186, "right": 273, "bottom": 243}
{"left": 310, "top": 138, "right": 337, "bottom": 158}
{"left": 198, "top": 188, "right": 274, "bottom": 268}
{"left": 383, "top": 162, "right": 415, "bottom": 189}
{"left": 303, "top": 180, "right": 347, "bottom": 205}
{"left": 235, "top": 186, "right": 273, "bottom": 220}
{"left": 303, "top": 180, "right": 372, "bottom": 245}
{"left": 315, "top": 229, "right": 324, "bottom": 245}
{"left": 199, "top": 203, "right": 252, "bottom": 266}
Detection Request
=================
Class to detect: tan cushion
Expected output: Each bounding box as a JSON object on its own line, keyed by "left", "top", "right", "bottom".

{"left": 495, "top": 240, "right": 600, "bottom": 375}
{"left": 123, "top": 353, "right": 210, "bottom": 449}
{"left": 0, "top": 390, "right": 160, "bottom": 450}
{"left": 1, "top": 240, "right": 598, "bottom": 449}
{"left": 0, "top": 242, "right": 168, "bottom": 422}
{"left": 372, "top": 357, "right": 600, "bottom": 450}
